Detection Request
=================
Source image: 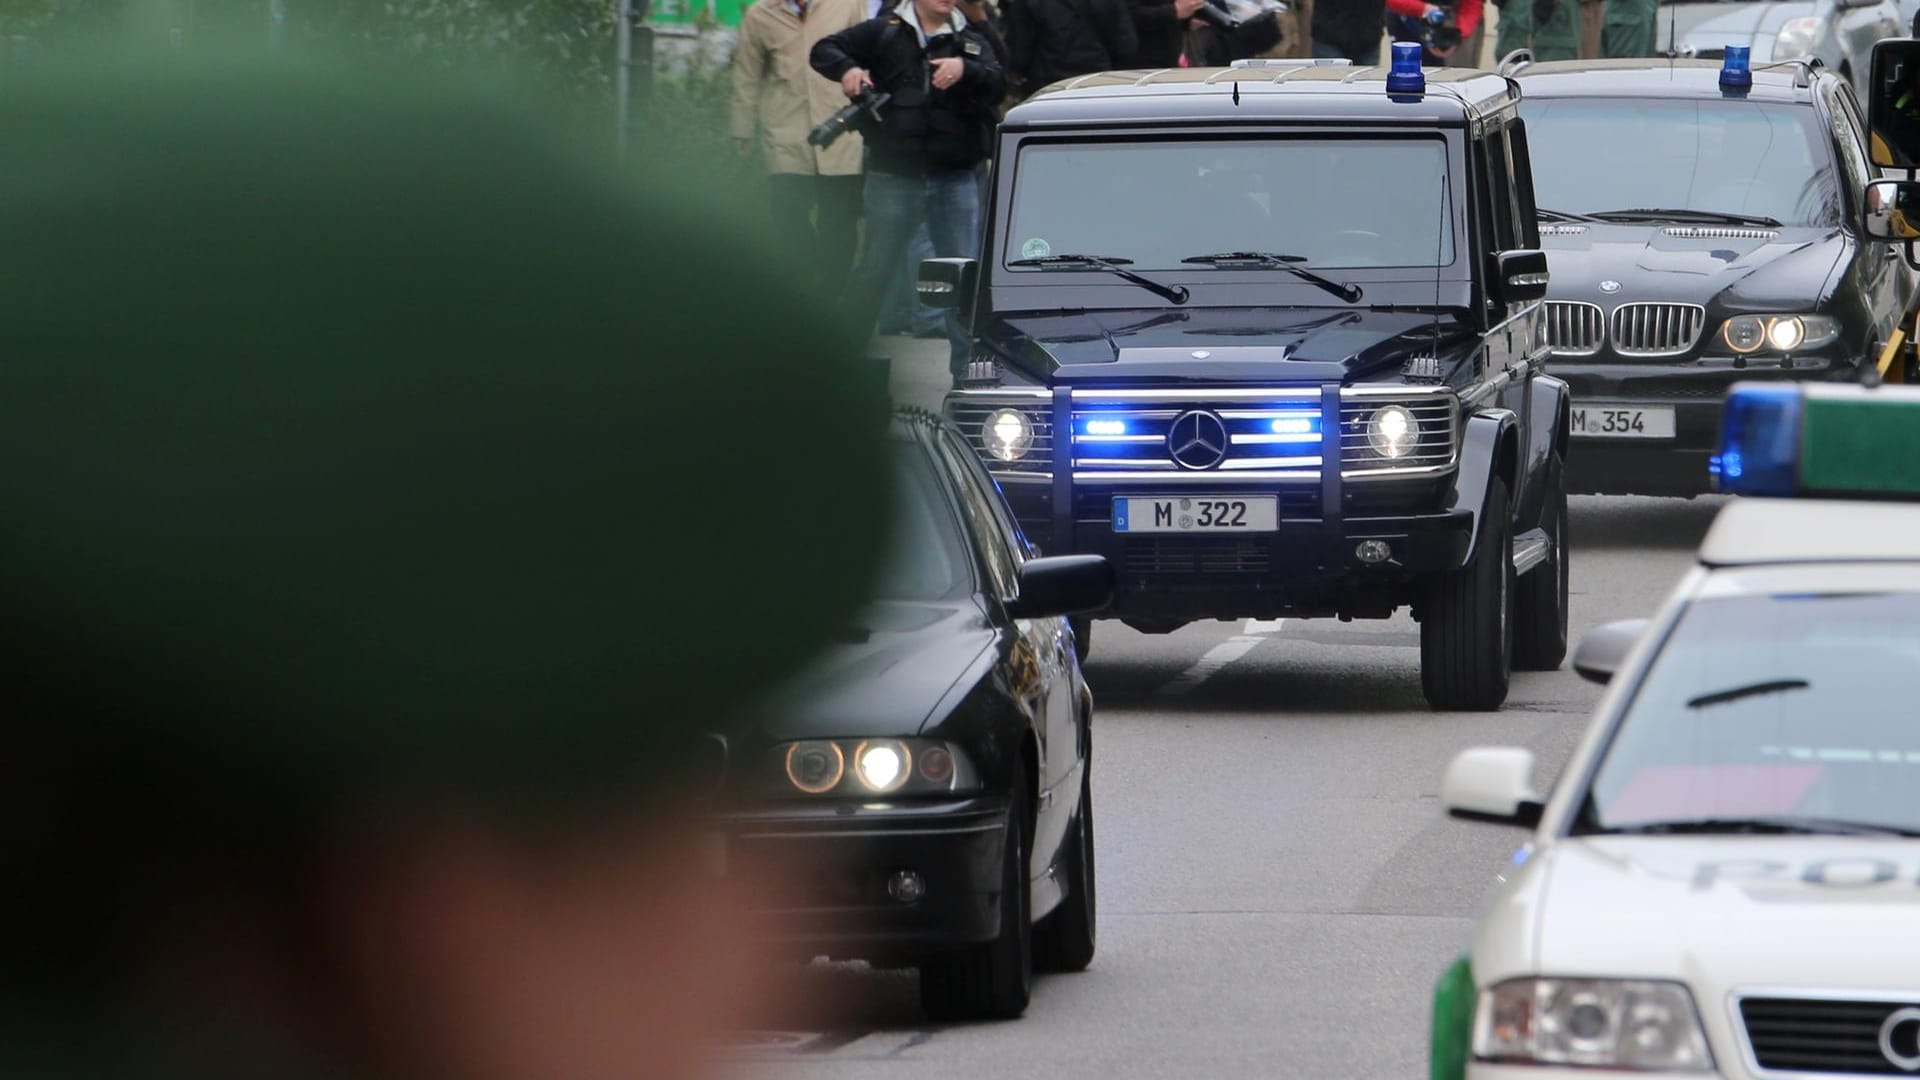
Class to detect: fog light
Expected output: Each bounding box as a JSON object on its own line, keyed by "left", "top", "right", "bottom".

{"left": 1355, "top": 540, "right": 1392, "bottom": 564}
{"left": 887, "top": 870, "right": 926, "bottom": 904}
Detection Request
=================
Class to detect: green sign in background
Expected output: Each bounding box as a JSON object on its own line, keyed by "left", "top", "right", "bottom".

{"left": 648, "top": 0, "right": 750, "bottom": 25}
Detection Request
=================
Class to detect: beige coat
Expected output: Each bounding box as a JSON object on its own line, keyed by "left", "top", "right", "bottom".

{"left": 729, "top": 0, "right": 870, "bottom": 176}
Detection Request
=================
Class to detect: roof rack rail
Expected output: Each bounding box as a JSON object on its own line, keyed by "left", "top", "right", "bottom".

{"left": 1753, "top": 56, "right": 1821, "bottom": 87}
{"left": 1497, "top": 48, "right": 1533, "bottom": 77}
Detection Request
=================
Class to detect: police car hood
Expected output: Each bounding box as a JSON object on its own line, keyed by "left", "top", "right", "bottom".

{"left": 1510, "top": 835, "right": 1920, "bottom": 988}
{"left": 749, "top": 600, "right": 994, "bottom": 741}
{"left": 986, "top": 307, "right": 1471, "bottom": 384}
{"left": 1541, "top": 222, "right": 1846, "bottom": 313}
{"left": 1659, "top": 0, "right": 1817, "bottom": 55}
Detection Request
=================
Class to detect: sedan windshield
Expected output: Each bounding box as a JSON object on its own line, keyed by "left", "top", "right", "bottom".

{"left": 1585, "top": 592, "right": 1920, "bottom": 835}
{"left": 1004, "top": 138, "right": 1455, "bottom": 271}
{"left": 872, "top": 441, "right": 972, "bottom": 603}
{"left": 1519, "top": 98, "right": 1838, "bottom": 227}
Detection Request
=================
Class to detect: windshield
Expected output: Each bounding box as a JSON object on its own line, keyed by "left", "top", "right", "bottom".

{"left": 872, "top": 440, "right": 971, "bottom": 602}
{"left": 1519, "top": 98, "right": 1837, "bottom": 226}
{"left": 1004, "top": 138, "right": 1455, "bottom": 271}
{"left": 1586, "top": 592, "right": 1920, "bottom": 834}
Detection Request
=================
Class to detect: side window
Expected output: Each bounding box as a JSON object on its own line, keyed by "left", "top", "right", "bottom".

{"left": 1486, "top": 123, "right": 1522, "bottom": 252}
{"left": 1508, "top": 118, "right": 1542, "bottom": 248}
{"left": 932, "top": 430, "right": 1022, "bottom": 599}
{"left": 1832, "top": 88, "right": 1875, "bottom": 202}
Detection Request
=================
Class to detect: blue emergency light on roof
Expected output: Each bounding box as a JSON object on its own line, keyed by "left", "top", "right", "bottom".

{"left": 1714, "top": 381, "right": 1920, "bottom": 498}
{"left": 1386, "top": 41, "right": 1425, "bottom": 95}
{"left": 1720, "top": 45, "right": 1753, "bottom": 89}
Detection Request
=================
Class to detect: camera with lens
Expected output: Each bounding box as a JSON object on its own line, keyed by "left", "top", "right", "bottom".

{"left": 807, "top": 89, "right": 891, "bottom": 149}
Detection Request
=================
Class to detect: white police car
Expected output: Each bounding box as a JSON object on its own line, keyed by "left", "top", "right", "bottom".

{"left": 1429, "top": 381, "right": 1920, "bottom": 1080}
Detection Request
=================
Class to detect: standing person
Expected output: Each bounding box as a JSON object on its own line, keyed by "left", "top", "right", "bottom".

{"left": 1384, "top": 0, "right": 1482, "bottom": 64}
{"left": 1495, "top": 0, "right": 1578, "bottom": 60}
{"left": 1578, "top": 0, "right": 1604, "bottom": 57}
{"left": 1004, "top": 0, "right": 1137, "bottom": 98}
{"left": 731, "top": 0, "right": 871, "bottom": 302}
{"left": 1311, "top": 0, "right": 1387, "bottom": 65}
{"left": 1599, "top": 0, "right": 1654, "bottom": 57}
{"left": 812, "top": 0, "right": 1004, "bottom": 377}
{"left": 1125, "top": 0, "right": 1210, "bottom": 68}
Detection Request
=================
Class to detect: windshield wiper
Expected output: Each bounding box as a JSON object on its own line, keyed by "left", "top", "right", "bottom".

{"left": 1597, "top": 816, "right": 1920, "bottom": 838}
{"left": 1537, "top": 208, "right": 1599, "bottom": 223}
{"left": 1686, "top": 678, "right": 1809, "bottom": 709}
{"left": 1586, "top": 208, "right": 1784, "bottom": 228}
{"left": 1180, "top": 251, "right": 1363, "bottom": 303}
{"left": 1007, "top": 254, "right": 1189, "bottom": 305}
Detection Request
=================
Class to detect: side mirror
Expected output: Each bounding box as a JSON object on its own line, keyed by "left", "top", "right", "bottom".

{"left": 1864, "top": 179, "right": 1920, "bottom": 242}
{"left": 1571, "top": 618, "right": 1649, "bottom": 685}
{"left": 917, "top": 257, "right": 977, "bottom": 312}
{"left": 1492, "top": 250, "right": 1549, "bottom": 305}
{"left": 1005, "top": 555, "right": 1114, "bottom": 620}
{"left": 1868, "top": 39, "right": 1920, "bottom": 168}
{"left": 1441, "top": 747, "right": 1544, "bottom": 828}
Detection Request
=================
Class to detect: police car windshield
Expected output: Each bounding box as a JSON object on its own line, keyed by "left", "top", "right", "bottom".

{"left": 1584, "top": 591, "right": 1920, "bottom": 835}
{"left": 872, "top": 441, "right": 972, "bottom": 603}
{"left": 1004, "top": 138, "right": 1455, "bottom": 273}
{"left": 1519, "top": 98, "right": 1837, "bottom": 227}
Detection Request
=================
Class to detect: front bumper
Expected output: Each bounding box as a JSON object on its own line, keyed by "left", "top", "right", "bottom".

{"left": 719, "top": 795, "right": 1010, "bottom": 964}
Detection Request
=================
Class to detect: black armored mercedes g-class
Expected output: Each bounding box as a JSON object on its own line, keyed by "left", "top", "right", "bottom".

{"left": 923, "top": 55, "right": 1572, "bottom": 710}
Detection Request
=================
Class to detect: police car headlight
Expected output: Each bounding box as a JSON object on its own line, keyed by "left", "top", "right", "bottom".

{"left": 984, "top": 408, "right": 1034, "bottom": 461}
{"left": 1773, "top": 16, "right": 1818, "bottom": 60}
{"left": 1474, "top": 978, "right": 1713, "bottom": 1071}
{"left": 1367, "top": 405, "right": 1417, "bottom": 459}
{"left": 1720, "top": 314, "right": 1840, "bottom": 354}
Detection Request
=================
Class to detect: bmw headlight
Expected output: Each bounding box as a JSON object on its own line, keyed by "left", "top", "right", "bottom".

{"left": 1367, "top": 404, "right": 1417, "bottom": 459}
{"left": 1773, "top": 16, "right": 1818, "bottom": 60}
{"left": 1474, "top": 978, "right": 1713, "bottom": 1071}
{"left": 1720, "top": 314, "right": 1840, "bottom": 354}
{"left": 984, "top": 408, "right": 1034, "bottom": 461}
{"left": 768, "top": 738, "right": 981, "bottom": 797}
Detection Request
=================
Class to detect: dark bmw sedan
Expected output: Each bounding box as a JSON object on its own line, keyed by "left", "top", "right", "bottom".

{"left": 1514, "top": 58, "right": 1912, "bottom": 496}
{"left": 719, "top": 410, "right": 1114, "bottom": 1021}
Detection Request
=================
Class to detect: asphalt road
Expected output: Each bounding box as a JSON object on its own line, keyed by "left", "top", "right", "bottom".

{"left": 726, "top": 340, "right": 1727, "bottom": 1080}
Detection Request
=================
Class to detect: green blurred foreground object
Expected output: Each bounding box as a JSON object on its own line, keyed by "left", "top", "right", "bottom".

{"left": 0, "top": 46, "right": 888, "bottom": 1077}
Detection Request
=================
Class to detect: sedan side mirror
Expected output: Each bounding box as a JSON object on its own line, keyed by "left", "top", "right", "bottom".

{"left": 918, "top": 257, "right": 978, "bottom": 312}
{"left": 1492, "top": 250, "right": 1549, "bottom": 305}
{"left": 1868, "top": 39, "right": 1920, "bottom": 168}
{"left": 1441, "top": 747, "right": 1543, "bottom": 828}
{"left": 1863, "top": 179, "right": 1920, "bottom": 242}
{"left": 1571, "top": 618, "right": 1649, "bottom": 685}
{"left": 1005, "top": 555, "right": 1114, "bottom": 620}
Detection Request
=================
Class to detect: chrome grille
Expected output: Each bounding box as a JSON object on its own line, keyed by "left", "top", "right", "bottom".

{"left": 1739, "top": 996, "right": 1919, "bottom": 1076}
{"left": 1339, "top": 391, "right": 1458, "bottom": 474}
{"left": 1610, "top": 302, "right": 1705, "bottom": 357}
{"left": 1543, "top": 301, "right": 1603, "bottom": 357}
{"left": 948, "top": 396, "right": 1053, "bottom": 475}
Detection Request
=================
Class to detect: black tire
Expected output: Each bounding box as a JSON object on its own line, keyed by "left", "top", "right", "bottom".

{"left": 920, "top": 760, "right": 1032, "bottom": 1021}
{"left": 1513, "top": 459, "right": 1569, "bottom": 671}
{"left": 1419, "top": 478, "right": 1513, "bottom": 711}
{"left": 1034, "top": 764, "right": 1096, "bottom": 973}
{"left": 1069, "top": 616, "right": 1092, "bottom": 659}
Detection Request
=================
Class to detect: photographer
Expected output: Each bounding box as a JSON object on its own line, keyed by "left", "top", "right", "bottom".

{"left": 812, "top": 0, "right": 1004, "bottom": 376}
{"left": 1384, "top": 0, "right": 1480, "bottom": 64}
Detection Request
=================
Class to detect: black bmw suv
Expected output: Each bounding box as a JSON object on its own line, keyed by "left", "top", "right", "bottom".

{"left": 1514, "top": 57, "right": 1913, "bottom": 496}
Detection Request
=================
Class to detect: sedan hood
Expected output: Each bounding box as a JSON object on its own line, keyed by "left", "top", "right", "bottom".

{"left": 749, "top": 601, "right": 994, "bottom": 742}
{"left": 1659, "top": 1, "right": 1813, "bottom": 53}
{"left": 1541, "top": 222, "right": 1845, "bottom": 314}
{"left": 980, "top": 307, "right": 1472, "bottom": 385}
{"left": 1521, "top": 836, "right": 1920, "bottom": 990}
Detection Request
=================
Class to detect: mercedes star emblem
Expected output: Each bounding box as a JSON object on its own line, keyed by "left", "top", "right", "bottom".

{"left": 1598, "top": 280, "right": 1622, "bottom": 294}
{"left": 1881, "top": 1006, "right": 1920, "bottom": 1072}
{"left": 1167, "top": 409, "right": 1229, "bottom": 470}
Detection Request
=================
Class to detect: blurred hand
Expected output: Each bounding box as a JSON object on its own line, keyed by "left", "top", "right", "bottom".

{"left": 1174, "top": 0, "right": 1207, "bottom": 18}
{"left": 839, "top": 67, "right": 872, "bottom": 97}
{"left": 930, "top": 57, "right": 964, "bottom": 90}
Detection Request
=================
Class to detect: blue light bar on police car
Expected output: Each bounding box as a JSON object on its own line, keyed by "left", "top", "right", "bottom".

{"left": 1715, "top": 382, "right": 1920, "bottom": 498}
{"left": 1720, "top": 45, "right": 1752, "bottom": 90}
{"left": 1386, "top": 41, "right": 1425, "bottom": 95}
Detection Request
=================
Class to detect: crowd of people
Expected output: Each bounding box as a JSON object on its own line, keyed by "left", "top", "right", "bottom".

{"left": 729, "top": 0, "right": 1661, "bottom": 377}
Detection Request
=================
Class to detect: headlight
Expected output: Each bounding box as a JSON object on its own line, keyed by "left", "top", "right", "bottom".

{"left": 983, "top": 408, "right": 1033, "bottom": 461}
{"left": 1367, "top": 404, "right": 1417, "bottom": 458}
{"left": 1720, "top": 314, "right": 1840, "bottom": 354}
{"left": 1773, "top": 16, "right": 1818, "bottom": 60}
{"left": 767, "top": 739, "right": 981, "bottom": 797}
{"left": 1474, "top": 978, "right": 1713, "bottom": 1071}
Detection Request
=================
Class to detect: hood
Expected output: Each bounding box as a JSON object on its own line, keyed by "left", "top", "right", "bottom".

{"left": 1660, "top": 1, "right": 1815, "bottom": 53}
{"left": 979, "top": 306, "right": 1475, "bottom": 385}
{"left": 1514, "top": 836, "right": 1920, "bottom": 991}
{"left": 1540, "top": 222, "right": 1845, "bottom": 316}
{"left": 747, "top": 600, "right": 994, "bottom": 742}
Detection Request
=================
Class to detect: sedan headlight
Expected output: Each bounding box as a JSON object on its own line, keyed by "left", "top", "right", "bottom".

{"left": 1367, "top": 404, "right": 1417, "bottom": 459}
{"left": 1474, "top": 978, "right": 1713, "bottom": 1071}
{"left": 1720, "top": 314, "right": 1840, "bottom": 354}
{"left": 1773, "top": 16, "right": 1819, "bottom": 61}
{"left": 983, "top": 408, "right": 1034, "bottom": 461}
{"left": 769, "top": 738, "right": 981, "bottom": 797}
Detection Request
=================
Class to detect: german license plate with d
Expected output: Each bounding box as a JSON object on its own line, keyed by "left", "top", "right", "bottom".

{"left": 1113, "top": 496, "right": 1279, "bottom": 533}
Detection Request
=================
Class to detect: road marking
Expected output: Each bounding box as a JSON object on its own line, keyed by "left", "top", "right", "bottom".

{"left": 1243, "top": 618, "right": 1287, "bottom": 634}
{"left": 1157, "top": 635, "right": 1263, "bottom": 697}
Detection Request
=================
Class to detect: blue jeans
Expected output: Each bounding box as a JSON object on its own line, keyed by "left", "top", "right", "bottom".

{"left": 879, "top": 224, "right": 943, "bottom": 336}
{"left": 848, "top": 168, "right": 982, "bottom": 374}
{"left": 1312, "top": 39, "right": 1380, "bottom": 65}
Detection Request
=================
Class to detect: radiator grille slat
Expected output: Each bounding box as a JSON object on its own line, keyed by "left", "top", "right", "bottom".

{"left": 1610, "top": 302, "right": 1704, "bottom": 357}
{"left": 1739, "top": 996, "right": 1920, "bottom": 1076}
{"left": 1544, "top": 301, "right": 1602, "bottom": 356}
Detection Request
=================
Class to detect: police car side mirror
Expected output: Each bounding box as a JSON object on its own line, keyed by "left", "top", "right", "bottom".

{"left": 1005, "top": 555, "right": 1115, "bottom": 620}
{"left": 1441, "top": 747, "right": 1543, "bottom": 828}
{"left": 1571, "top": 618, "right": 1649, "bottom": 684}
{"left": 918, "top": 257, "right": 977, "bottom": 312}
{"left": 1863, "top": 179, "right": 1920, "bottom": 241}
{"left": 1492, "top": 250, "right": 1549, "bottom": 305}
{"left": 1867, "top": 39, "right": 1920, "bottom": 169}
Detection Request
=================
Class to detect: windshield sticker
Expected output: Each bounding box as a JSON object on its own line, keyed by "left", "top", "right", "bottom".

{"left": 1020, "top": 237, "right": 1051, "bottom": 260}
